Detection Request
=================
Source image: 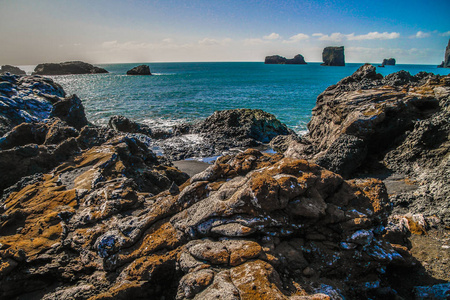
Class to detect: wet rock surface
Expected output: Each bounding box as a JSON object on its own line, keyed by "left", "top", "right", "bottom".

{"left": 33, "top": 61, "right": 108, "bottom": 75}
{"left": 157, "top": 108, "right": 293, "bottom": 160}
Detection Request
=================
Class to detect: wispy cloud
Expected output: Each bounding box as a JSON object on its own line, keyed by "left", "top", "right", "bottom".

{"left": 347, "top": 31, "right": 400, "bottom": 40}
{"left": 283, "top": 33, "right": 309, "bottom": 43}
{"left": 411, "top": 31, "right": 431, "bottom": 39}
{"left": 263, "top": 33, "right": 281, "bottom": 40}
{"left": 198, "top": 38, "right": 232, "bottom": 46}
{"left": 440, "top": 31, "right": 450, "bottom": 37}
{"left": 312, "top": 31, "right": 400, "bottom": 42}
{"left": 312, "top": 32, "right": 347, "bottom": 42}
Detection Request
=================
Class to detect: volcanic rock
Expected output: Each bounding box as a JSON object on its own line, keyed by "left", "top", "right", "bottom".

{"left": 0, "top": 147, "right": 412, "bottom": 299}
{"left": 0, "top": 73, "right": 66, "bottom": 135}
{"left": 33, "top": 61, "right": 108, "bottom": 75}
{"left": 126, "top": 65, "right": 152, "bottom": 75}
{"left": 443, "top": 39, "right": 450, "bottom": 68}
{"left": 321, "top": 46, "right": 345, "bottom": 66}
{"left": 108, "top": 115, "right": 170, "bottom": 139}
{"left": 0, "top": 65, "right": 26, "bottom": 75}
{"left": 265, "top": 54, "right": 307, "bottom": 64}
{"left": 159, "top": 109, "right": 293, "bottom": 160}
{"left": 381, "top": 58, "right": 396, "bottom": 66}
{"left": 285, "top": 63, "right": 450, "bottom": 225}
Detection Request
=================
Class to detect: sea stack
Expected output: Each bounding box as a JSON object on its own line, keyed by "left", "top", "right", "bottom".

{"left": 442, "top": 39, "right": 450, "bottom": 68}
{"left": 321, "top": 46, "right": 345, "bottom": 66}
{"left": 33, "top": 61, "right": 108, "bottom": 75}
{"left": 126, "top": 64, "right": 152, "bottom": 75}
{"left": 0, "top": 65, "right": 26, "bottom": 75}
{"left": 381, "top": 58, "right": 396, "bottom": 66}
{"left": 265, "top": 54, "right": 307, "bottom": 64}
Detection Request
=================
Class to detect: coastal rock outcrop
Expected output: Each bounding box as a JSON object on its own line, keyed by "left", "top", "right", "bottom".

{"left": 0, "top": 73, "right": 66, "bottom": 135}
{"left": 126, "top": 64, "right": 152, "bottom": 75}
{"left": 443, "top": 39, "right": 450, "bottom": 68}
{"left": 0, "top": 65, "right": 26, "bottom": 75}
{"left": 381, "top": 58, "right": 396, "bottom": 66}
{"left": 321, "top": 46, "right": 345, "bottom": 66}
{"left": 0, "top": 142, "right": 414, "bottom": 299}
{"left": 159, "top": 109, "right": 293, "bottom": 160}
{"left": 285, "top": 63, "right": 450, "bottom": 225}
{"left": 33, "top": 61, "right": 108, "bottom": 75}
{"left": 265, "top": 54, "right": 307, "bottom": 64}
{"left": 108, "top": 115, "right": 171, "bottom": 139}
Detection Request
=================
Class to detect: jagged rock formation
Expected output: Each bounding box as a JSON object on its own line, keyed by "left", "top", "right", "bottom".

{"left": 0, "top": 65, "right": 26, "bottom": 75}
{"left": 445, "top": 39, "right": 450, "bottom": 68}
{"left": 265, "top": 54, "right": 307, "bottom": 64}
{"left": 126, "top": 65, "right": 152, "bottom": 75}
{"left": 33, "top": 61, "right": 108, "bottom": 75}
{"left": 381, "top": 58, "right": 396, "bottom": 66}
{"left": 321, "top": 47, "right": 345, "bottom": 66}
{"left": 0, "top": 142, "right": 414, "bottom": 299}
{"left": 285, "top": 64, "right": 450, "bottom": 224}
{"left": 157, "top": 109, "right": 293, "bottom": 160}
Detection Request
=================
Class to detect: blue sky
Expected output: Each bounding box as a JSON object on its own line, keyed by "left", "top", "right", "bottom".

{"left": 1, "top": 0, "right": 449, "bottom": 64}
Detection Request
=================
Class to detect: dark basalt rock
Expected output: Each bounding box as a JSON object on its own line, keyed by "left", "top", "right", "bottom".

{"left": 321, "top": 46, "right": 345, "bottom": 66}
{"left": 126, "top": 65, "right": 152, "bottom": 75}
{"left": 33, "top": 61, "right": 108, "bottom": 75}
{"left": 108, "top": 115, "right": 171, "bottom": 139}
{"left": 284, "top": 63, "right": 450, "bottom": 225}
{"left": 0, "top": 65, "right": 26, "bottom": 75}
{"left": 381, "top": 58, "right": 396, "bottom": 66}
{"left": 443, "top": 39, "right": 450, "bottom": 68}
{"left": 265, "top": 54, "right": 307, "bottom": 64}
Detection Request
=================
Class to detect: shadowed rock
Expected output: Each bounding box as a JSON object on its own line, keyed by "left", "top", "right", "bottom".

{"left": 265, "top": 54, "right": 307, "bottom": 64}
{"left": 126, "top": 65, "right": 152, "bottom": 75}
{"left": 321, "top": 46, "right": 345, "bottom": 66}
{"left": 0, "top": 65, "right": 26, "bottom": 75}
{"left": 33, "top": 61, "right": 108, "bottom": 75}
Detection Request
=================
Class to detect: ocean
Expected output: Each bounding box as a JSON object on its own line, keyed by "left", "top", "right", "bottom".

{"left": 43, "top": 62, "right": 450, "bottom": 134}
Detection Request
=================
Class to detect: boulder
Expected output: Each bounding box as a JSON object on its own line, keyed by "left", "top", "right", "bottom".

{"left": 33, "top": 61, "right": 108, "bottom": 75}
{"left": 107, "top": 115, "right": 170, "bottom": 139}
{"left": 265, "top": 54, "right": 307, "bottom": 64}
{"left": 381, "top": 58, "right": 396, "bottom": 66}
{"left": 321, "top": 46, "right": 345, "bottom": 66}
{"left": 0, "top": 65, "right": 26, "bottom": 75}
{"left": 126, "top": 64, "right": 152, "bottom": 75}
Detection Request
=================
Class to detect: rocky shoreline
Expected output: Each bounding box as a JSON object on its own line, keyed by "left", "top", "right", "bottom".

{"left": 0, "top": 66, "right": 449, "bottom": 299}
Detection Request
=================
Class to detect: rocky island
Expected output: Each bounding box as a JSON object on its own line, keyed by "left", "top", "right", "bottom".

{"left": 321, "top": 46, "right": 345, "bottom": 66}
{"left": 264, "top": 54, "right": 307, "bottom": 64}
{"left": 0, "top": 65, "right": 26, "bottom": 75}
{"left": 126, "top": 64, "right": 152, "bottom": 75}
{"left": 33, "top": 61, "right": 108, "bottom": 75}
{"left": 438, "top": 39, "right": 450, "bottom": 68}
{"left": 0, "top": 66, "right": 449, "bottom": 299}
{"left": 381, "top": 58, "right": 396, "bottom": 66}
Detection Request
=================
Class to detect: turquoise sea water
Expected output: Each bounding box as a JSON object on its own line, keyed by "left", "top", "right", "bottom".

{"left": 51, "top": 62, "right": 450, "bottom": 133}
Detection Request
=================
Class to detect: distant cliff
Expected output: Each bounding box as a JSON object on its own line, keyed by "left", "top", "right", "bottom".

{"left": 440, "top": 39, "right": 450, "bottom": 68}
{"left": 321, "top": 46, "right": 345, "bottom": 66}
{"left": 264, "top": 54, "right": 307, "bottom": 64}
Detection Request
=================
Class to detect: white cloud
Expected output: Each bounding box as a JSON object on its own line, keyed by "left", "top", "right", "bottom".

{"left": 263, "top": 33, "right": 281, "bottom": 40}
{"left": 412, "top": 31, "right": 431, "bottom": 38}
{"left": 439, "top": 31, "right": 450, "bottom": 37}
{"left": 198, "top": 38, "right": 232, "bottom": 46}
{"left": 312, "top": 32, "right": 347, "bottom": 42}
{"left": 283, "top": 33, "right": 309, "bottom": 43}
{"left": 347, "top": 32, "right": 400, "bottom": 40}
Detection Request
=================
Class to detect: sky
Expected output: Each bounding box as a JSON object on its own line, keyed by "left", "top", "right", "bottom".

{"left": 1, "top": 0, "right": 449, "bottom": 65}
